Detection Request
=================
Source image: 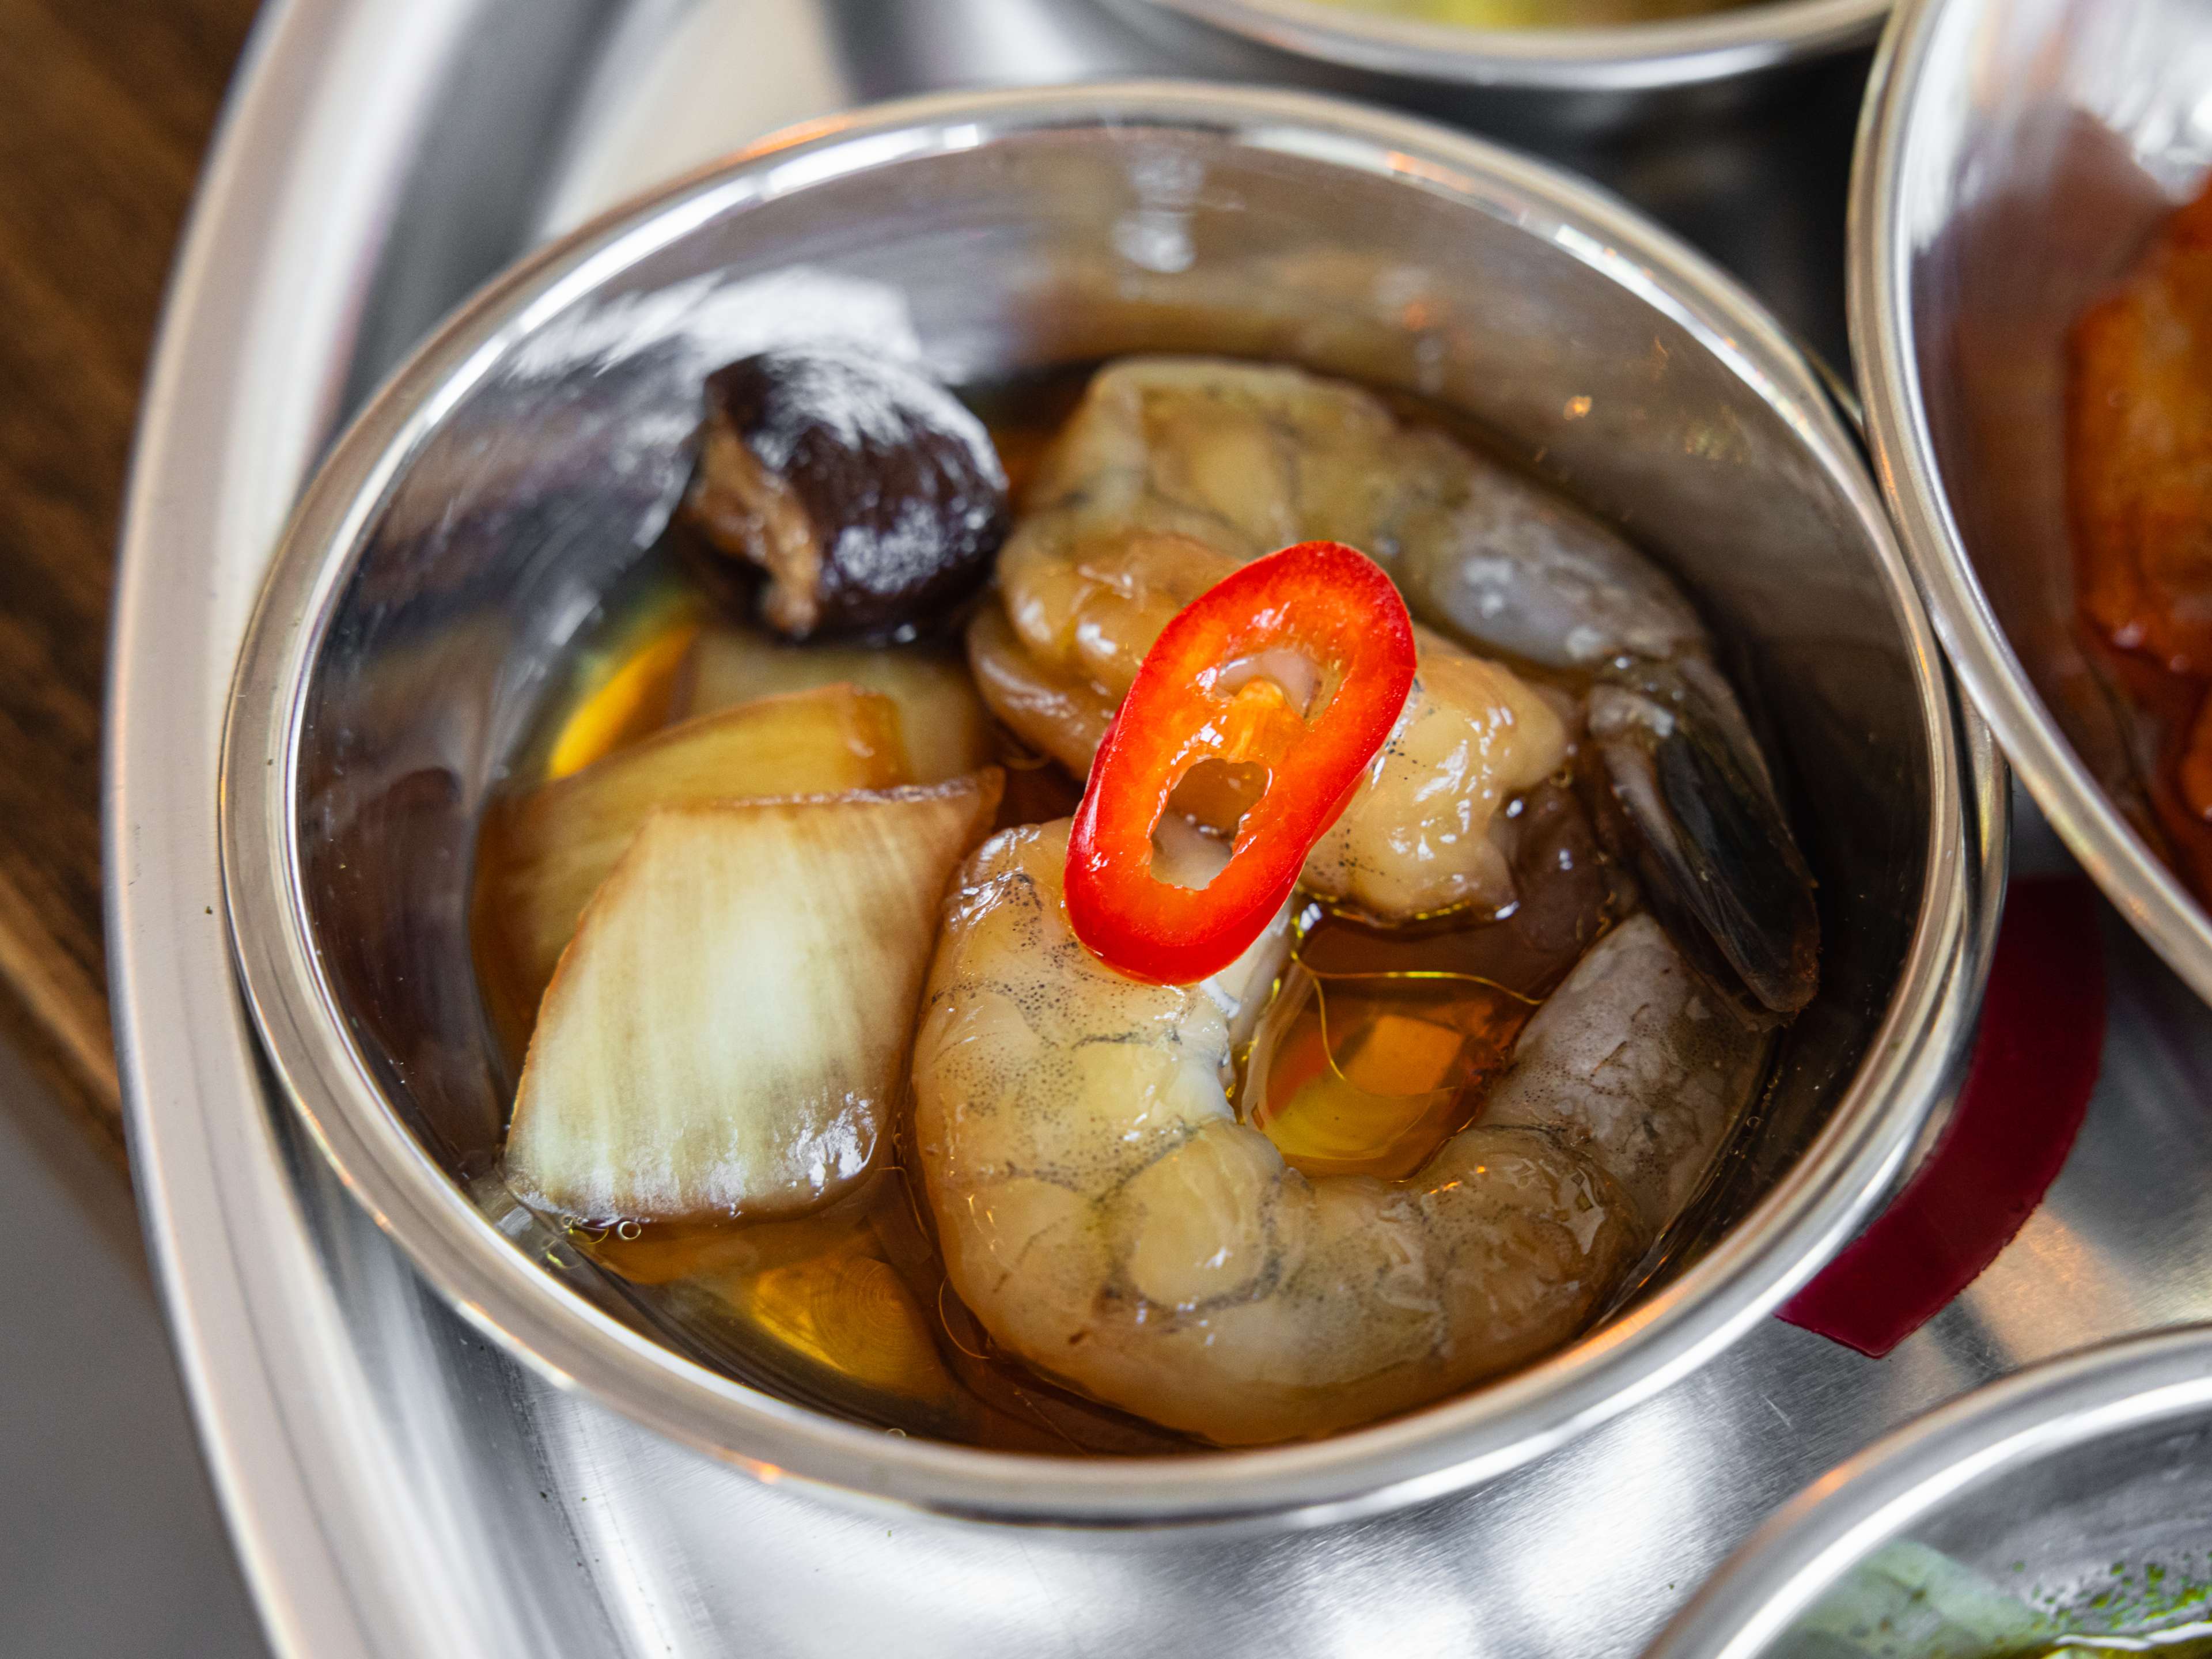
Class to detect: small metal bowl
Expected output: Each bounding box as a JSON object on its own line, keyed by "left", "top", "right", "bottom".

{"left": 1646, "top": 1325, "right": 2212, "bottom": 1659}
{"left": 1854, "top": 0, "right": 2212, "bottom": 1006}
{"left": 1099, "top": 0, "right": 1888, "bottom": 109}
{"left": 221, "top": 81, "right": 1998, "bottom": 1526}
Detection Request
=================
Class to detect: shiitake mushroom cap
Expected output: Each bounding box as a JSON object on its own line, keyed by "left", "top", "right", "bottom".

{"left": 682, "top": 347, "right": 1010, "bottom": 641}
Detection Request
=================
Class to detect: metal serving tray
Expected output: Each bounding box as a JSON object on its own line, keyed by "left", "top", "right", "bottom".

{"left": 109, "top": 2, "right": 2212, "bottom": 1655}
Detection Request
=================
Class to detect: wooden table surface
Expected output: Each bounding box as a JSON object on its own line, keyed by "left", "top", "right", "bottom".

{"left": 0, "top": 0, "right": 262, "bottom": 1164}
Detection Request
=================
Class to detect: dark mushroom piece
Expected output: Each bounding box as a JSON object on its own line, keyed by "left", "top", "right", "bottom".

{"left": 683, "top": 347, "right": 1010, "bottom": 641}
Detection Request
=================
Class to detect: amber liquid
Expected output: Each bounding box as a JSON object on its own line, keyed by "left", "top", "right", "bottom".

{"left": 472, "top": 370, "right": 1623, "bottom": 1453}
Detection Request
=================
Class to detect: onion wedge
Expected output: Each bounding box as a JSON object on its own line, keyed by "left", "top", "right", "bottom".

{"left": 504, "top": 770, "right": 1002, "bottom": 1224}
{"left": 481, "top": 682, "right": 907, "bottom": 1006}
{"left": 679, "top": 624, "right": 996, "bottom": 785}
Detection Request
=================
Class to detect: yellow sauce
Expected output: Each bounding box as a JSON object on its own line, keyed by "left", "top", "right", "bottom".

{"left": 1308, "top": 0, "right": 1759, "bottom": 26}
{"left": 544, "top": 612, "right": 702, "bottom": 779}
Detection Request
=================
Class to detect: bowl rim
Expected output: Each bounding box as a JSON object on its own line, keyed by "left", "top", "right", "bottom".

{"left": 1850, "top": 0, "right": 2212, "bottom": 1012}
{"left": 1643, "top": 1323, "right": 2212, "bottom": 1659}
{"left": 220, "top": 78, "right": 2002, "bottom": 1527}
{"left": 1111, "top": 0, "right": 1891, "bottom": 92}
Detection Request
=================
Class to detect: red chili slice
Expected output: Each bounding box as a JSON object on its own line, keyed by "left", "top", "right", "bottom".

{"left": 1065, "top": 540, "right": 1417, "bottom": 984}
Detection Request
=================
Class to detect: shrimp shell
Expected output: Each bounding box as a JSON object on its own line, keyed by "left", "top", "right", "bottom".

{"left": 982, "top": 354, "right": 1817, "bottom": 1011}
{"left": 911, "top": 820, "right": 1763, "bottom": 1445}
{"left": 980, "top": 524, "right": 1569, "bottom": 921}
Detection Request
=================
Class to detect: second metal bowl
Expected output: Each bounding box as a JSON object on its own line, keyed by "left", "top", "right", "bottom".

{"left": 1102, "top": 0, "right": 1888, "bottom": 101}
{"left": 1854, "top": 0, "right": 2212, "bottom": 1005}
{"left": 1648, "top": 1325, "right": 2212, "bottom": 1659}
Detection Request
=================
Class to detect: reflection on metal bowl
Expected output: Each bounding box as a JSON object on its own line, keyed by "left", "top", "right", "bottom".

{"left": 1854, "top": 0, "right": 2212, "bottom": 1006}
{"left": 219, "top": 81, "right": 1997, "bottom": 1525}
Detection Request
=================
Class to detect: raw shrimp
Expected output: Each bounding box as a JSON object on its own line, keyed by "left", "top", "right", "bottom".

{"left": 910, "top": 820, "right": 1768, "bottom": 1445}
{"left": 972, "top": 355, "right": 1817, "bottom": 1015}
{"left": 1005, "top": 355, "right": 1700, "bottom": 664}
{"left": 981, "top": 526, "right": 1570, "bottom": 921}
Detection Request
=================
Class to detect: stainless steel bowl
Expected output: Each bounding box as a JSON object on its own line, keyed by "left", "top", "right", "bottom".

{"left": 1100, "top": 0, "right": 1887, "bottom": 107}
{"left": 1854, "top": 0, "right": 2212, "bottom": 1005}
{"left": 1645, "top": 1324, "right": 2212, "bottom": 1659}
{"left": 219, "top": 81, "right": 2000, "bottom": 1526}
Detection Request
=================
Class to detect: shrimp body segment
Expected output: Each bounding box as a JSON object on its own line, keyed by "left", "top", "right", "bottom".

{"left": 910, "top": 821, "right": 1766, "bottom": 1445}
{"left": 974, "top": 355, "right": 1817, "bottom": 1013}
{"left": 986, "top": 525, "right": 1569, "bottom": 922}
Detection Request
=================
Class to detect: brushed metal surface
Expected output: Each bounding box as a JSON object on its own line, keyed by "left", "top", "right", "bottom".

{"left": 109, "top": 0, "right": 2212, "bottom": 1654}
{"left": 1854, "top": 0, "right": 2212, "bottom": 1006}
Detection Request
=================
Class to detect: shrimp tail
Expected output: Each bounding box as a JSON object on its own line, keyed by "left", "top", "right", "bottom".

{"left": 1585, "top": 663, "right": 1819, "bottom": 1020}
